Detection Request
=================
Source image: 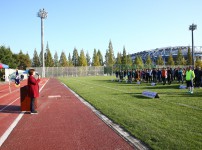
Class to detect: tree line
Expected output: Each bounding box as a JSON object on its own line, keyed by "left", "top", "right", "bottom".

{"left": 1, "top": 41, "right": 202, "bottom": 70}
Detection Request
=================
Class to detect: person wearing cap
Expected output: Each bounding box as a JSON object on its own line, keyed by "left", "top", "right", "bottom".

{"left": 28, "top": 69, "right": 40, "bottom": 114}
{"left": 186, "top": 66, "right": 195, "bottom": 94}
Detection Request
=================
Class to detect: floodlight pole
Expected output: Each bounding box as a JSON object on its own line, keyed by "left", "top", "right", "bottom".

{"left": 38, "top": 8, "right": 48, "bottom": 78}
{"left": 189, "top": 23, "right": 197, "bottom": 67}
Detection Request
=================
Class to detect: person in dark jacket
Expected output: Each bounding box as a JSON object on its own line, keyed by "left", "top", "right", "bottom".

{"left": 28, "top": 69, "right": 40, "bottom": 114}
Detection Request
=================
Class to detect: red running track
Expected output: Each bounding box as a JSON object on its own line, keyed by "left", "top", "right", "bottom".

{"left": 0, "top": 78, "right": 134, "bottom": 150}
{"left": 0, "top": 79, "right": 49, "bottom": 145}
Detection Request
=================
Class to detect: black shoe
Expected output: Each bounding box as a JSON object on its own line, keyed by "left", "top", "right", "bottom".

{"left": 31, "top": 111, "right": 38, "bottom": 114}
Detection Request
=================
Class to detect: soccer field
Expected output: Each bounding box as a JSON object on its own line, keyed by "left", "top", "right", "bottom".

{"left": 59, "top": 76, "right": 202, "bottom": 150}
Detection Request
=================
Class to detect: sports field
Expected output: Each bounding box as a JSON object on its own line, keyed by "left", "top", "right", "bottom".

{"left": 59, "top": 76, "right": 202, "bottom": 150}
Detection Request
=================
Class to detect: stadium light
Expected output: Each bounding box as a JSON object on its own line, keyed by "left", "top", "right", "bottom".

{"left": 189, "top": 23, "right": 197, "bottom": 67}
{"left": 37, "top": 8, "right": 48, "bottom": 78}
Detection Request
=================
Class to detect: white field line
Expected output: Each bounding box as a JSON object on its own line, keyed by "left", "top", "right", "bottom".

{"left": 69, "top": 78, "right": 202, "bottom": 111}
{"left": 0, "top": 78, "right": 49, "bottom": 147}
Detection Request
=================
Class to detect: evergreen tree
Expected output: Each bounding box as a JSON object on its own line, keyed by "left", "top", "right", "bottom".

{"left": 121, "top": 46, "right": 127, "bottom": 65}
{"left": 79, "top": 49, "right": 87, "bottom": 66}
{"left": 106, "top": 40, "right": 115, "bottom": 67}
{"left": 176, "top": 48, "right": 183, "bottom": 65}
{"left": 187, "top": 46, "right": 192, "bottom": 65}
{"left": 145, "top": 55, "right": 152, "bottom": 66}
{"left": 92, "top": 49, "right": 100, "bottom": 66}
{"left": 195, "top": 57, "right": 202, "bottom": 68}
{"left": 97, "top": 49, "right": 103, "bottom": 66}
{"left": 156, "top": 55, "right": 164, "bottom": 65}
{"left": 59, "top": 51, "right": 68, "bottom": 67}
{"left": 181, "top": 57, "right": 187, "bottom": 65}
{"left": 86, "top": 51, "right": 91, "bottom": 66}
{"left": 72, "top": 48, "right": 79, "bottom": 66}
{"left": 54, "top": 51, "right": 59, "bottom": 67}
{"left": 45, "top": 43, "right": 54, "bottom": 67}
{"left": 32, "top": 49, "right": 40, "bottom": 67}
{"left": 126, "top": 54, "right": 132, "bottom": 66}
{"left": 167, "top": 53, "right": 175, "bottom": 66}
{"left": 116, "top": 52, "right": 122, "bottom": 65}
{"left": 134, "top": 56, "right": 143, "bottom": 68}
{"left": 105, "top": 49, "right": 109, "bottom": 66}
{"left": 25, "top": 52, "right": 31, "bottom": 68}
{"left": 68, "top": 53, "right": 73, "bottom": 66}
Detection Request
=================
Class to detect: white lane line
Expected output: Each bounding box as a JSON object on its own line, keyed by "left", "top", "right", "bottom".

{"left": 48, "top": 95, "right": 61, "bottom": 98}
{"left": 0, "top": 89, "right": 19, "bottom": 99}
{"left": 0, "top": 112, "right": 24, "bottom": 146}
{"left": 0, "top": 78, "right": 49, "bottom": 147}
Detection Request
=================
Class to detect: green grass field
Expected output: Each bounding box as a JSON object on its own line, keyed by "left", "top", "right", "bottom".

{"left": 59, "top": 76, "right": 202, "bottom": 150}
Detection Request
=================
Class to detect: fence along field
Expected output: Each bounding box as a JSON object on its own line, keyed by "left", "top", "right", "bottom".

{"left": 28, "top": 66, "right": 104, "bottom": 77}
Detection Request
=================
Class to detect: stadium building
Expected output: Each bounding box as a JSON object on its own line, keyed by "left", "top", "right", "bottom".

{"left": 130, "top": 46, "right": 202, "bottom": 65}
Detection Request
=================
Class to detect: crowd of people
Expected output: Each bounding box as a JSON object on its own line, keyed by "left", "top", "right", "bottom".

{"left": 115, "top": 66, "right": 202, "bottom": 88}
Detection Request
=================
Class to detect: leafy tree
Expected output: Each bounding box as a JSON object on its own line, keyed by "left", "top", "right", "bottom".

{"left": 156, "top": 55, "right": 164, "bottom": 65}
{"left": 121, "top": 46, "right": 127, "bottom": 65}
{"left": 0, "top": 46, "right": 16, "bottom": 68}
{"left": 176, "top": 48, "right": 183, "bottom": 65}
{"left": 187, "top": 47, "right": 192, "bottom": 65}
{"left": 68, "top": 53, "right": 73, "bottom": 67}
{"left": 92, "top": 49, "right": 100, "bottom": 66}
{"left": 97, "top": 49, "right": 103, "bottom": 66}
{"left": 79, "top": 49, "right": 87, "bottom": 66}
{"left": 12, "top": 54, "right": 20, "bottom": 68}
{"left": 86, "top": 51, "right": 91, "bottom": 66}
{"left": 72, "top": 48, "right": 79, "bottom": 66}
{"left": 59, "top": 51, "right": 68, "bottom": 67}
{"left": 167, "top": 53, "right": 175, "bottom": 66}
{"left": 145, "top": 55, "right": 152, "bottom": 66}
{"left": 17, "top": 50, "right": 31, "bottom": 70}
{"left": 32, "top": 49, "right": 40, "bottom": 67}
{"left": 53, "top": 51, "right": 59, "bottom": 67}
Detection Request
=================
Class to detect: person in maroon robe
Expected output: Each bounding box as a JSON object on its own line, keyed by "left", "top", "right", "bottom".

{"left": 28, "top": 69, "right": 40, "bottom": 114}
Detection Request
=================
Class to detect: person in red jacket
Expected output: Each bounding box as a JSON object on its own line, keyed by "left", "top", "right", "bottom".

{"left": 28, "top": 69, "right": 40, "bottom": 114}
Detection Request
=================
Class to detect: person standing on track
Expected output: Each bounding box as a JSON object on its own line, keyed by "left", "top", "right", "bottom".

{"left": 28, "top": 69, "right": 40, "bottom": 114}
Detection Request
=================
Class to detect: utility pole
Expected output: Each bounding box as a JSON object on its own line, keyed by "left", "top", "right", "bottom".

{"left": 189, "top": 23, "right": 197, "bottom": 67}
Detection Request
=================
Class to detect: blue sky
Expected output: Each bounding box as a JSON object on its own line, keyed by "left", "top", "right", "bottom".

{"left": 0, "top": 0, "right": 202, "bottom": 58}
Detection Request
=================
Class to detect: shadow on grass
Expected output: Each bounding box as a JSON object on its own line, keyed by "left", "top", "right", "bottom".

{"left": 142, "top": 84, "right": 179, "bottom": 89}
